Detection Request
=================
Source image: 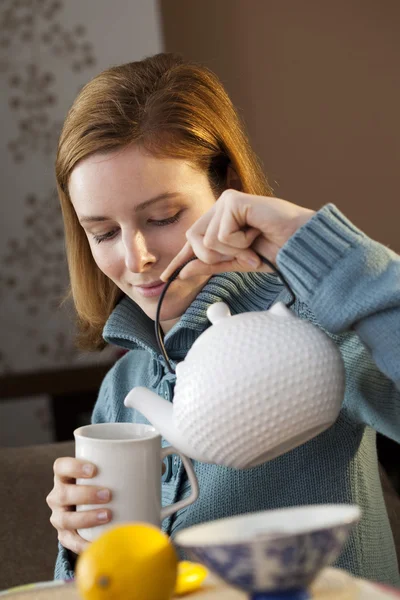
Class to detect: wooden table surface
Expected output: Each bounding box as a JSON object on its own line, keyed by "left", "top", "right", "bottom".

{"left": 1, "top": 568, "right": 398, "bottom": 600}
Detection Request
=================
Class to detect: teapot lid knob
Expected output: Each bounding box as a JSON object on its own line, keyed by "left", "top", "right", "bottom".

{"left": 207, "top": 302, "right": 231, "bottom": 324}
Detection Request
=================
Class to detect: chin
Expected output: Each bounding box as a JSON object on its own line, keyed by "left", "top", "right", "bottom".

{"left": 152, "top": 304, "right": 187, "bottom": 323}
{"left": 133, "top": 298, "right": 186, "bottom": 323}
{"left": 131, "top": 279, "right": 206, "bottom": 324}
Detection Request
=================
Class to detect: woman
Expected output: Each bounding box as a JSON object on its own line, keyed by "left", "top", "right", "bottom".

{"left": 47, "top": 53, "right": 400, "bottom": 584}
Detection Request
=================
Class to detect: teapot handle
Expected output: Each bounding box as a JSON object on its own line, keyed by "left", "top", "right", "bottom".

{"left": 155, "top": 254, "right": 296, "bottom": 374}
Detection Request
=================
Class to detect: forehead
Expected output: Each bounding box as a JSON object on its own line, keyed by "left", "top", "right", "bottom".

{"left": 69, "top": 146, "right": 203, "bottom": 202}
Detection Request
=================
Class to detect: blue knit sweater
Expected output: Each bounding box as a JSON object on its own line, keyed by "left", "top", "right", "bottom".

{"left": 55, "top": 204, "right": 400, "bottom": 585}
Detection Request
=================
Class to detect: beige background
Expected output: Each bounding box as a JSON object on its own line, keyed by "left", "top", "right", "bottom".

{"left": 160, "top": 0, "right": 400, "bottom": 252}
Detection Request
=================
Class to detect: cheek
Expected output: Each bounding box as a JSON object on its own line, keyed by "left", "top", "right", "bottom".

{"left": 90, "top": 245, "right": 121, "bottom": 277}
{"left": 154, "top": 224, "right": 188, "bottom": 256}
{"left": 169, "top": 230, "right": 189, "bottom": 254}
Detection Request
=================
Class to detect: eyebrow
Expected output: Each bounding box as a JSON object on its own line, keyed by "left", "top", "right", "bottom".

{"left": 79, "top": 192, "right": 182, "bottom": 224}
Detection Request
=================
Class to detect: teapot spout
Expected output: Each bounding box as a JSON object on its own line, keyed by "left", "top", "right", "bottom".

{"left": 124, "top": 387, "right": 197, "bottom": 458}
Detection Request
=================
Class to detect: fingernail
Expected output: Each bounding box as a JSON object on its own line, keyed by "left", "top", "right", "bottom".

{"left": 247, "top": 257, "right": 260, "bottom": 268}
{"left": 97, "top": 510, "right": 109, "bottom": 522}
{"left": 82, "top": 464, "right": 94, "bottom": 476}
{"left": 96, "top": 489, "right": 110, "bottom": 501}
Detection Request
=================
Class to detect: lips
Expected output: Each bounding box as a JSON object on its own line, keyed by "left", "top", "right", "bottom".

{"left": 133, "top": 280, "right": 167, "bottom": 298}
{"left": 135, "top": 280, "right": 163, "bottom": 289}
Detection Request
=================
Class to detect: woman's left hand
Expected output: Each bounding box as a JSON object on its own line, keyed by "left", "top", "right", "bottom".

{"left": 161, "top": 190, "right": 315, "bottom": 281}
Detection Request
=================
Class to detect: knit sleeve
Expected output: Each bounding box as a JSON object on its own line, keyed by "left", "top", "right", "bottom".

{"left": 54, "top": 542, "right": 76, "bottom": 581}
{"left": 277, "top": 204, "right": 400, "bottom": 438}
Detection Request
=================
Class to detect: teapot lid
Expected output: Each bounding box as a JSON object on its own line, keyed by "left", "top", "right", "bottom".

{"left": 206, "top": 302, "right": 231, "bottom": 324}
{"left": 155, "top": 254, "right": 296, "bottom": 374}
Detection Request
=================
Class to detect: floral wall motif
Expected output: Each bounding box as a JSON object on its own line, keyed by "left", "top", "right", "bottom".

{"left": 0, "top": 0, "right": 163, "bottom": 376}
{"left": 0, "top": 189, "right": 78, "bottom": 367}
{"left": 2, "top": 1, "right": 96, "bottom": 163}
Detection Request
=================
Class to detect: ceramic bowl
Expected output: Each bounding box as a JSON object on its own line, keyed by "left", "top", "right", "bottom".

{"left": 174, "top": 504, "right": 361, "bottom": 597}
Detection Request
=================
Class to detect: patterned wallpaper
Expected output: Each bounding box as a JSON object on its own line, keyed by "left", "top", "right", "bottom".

{"left": 0, "top": 0, "right": 163, "bottom": 376}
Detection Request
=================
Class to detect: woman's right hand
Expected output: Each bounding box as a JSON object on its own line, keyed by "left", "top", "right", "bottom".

{"left": 46, "top": 457, "right": 112, "bottom": 555}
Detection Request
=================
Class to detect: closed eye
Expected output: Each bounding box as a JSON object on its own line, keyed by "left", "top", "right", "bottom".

{"left": 92, "top": 211, "right": 183, "bottom": 243}
{"left": 148, "top": 211, "right": 182, "bottom": 227}
{"left": 92, "top": 229, "right": 119, "bottom": 244}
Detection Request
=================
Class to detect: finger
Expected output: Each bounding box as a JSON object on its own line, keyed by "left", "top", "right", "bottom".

{"left": 204, "top": 224, "right": 261, "bottom": 257}
{"left": 160, "top": 241, "right": 194, "bottom": 282}
{"left": 54, "top": 507, "right": 112, "bottom": 533}
{"left": 53, "top": 457, "right": 97, "bottom": 483}
{"left": 178, "top": 253, "right": 261, "bottom": 279}
{"left": 185, "top": 207, "right": 236, "bottom": 265}
{"left": 217, "top": 201, "right": 261, "bottom": 248}
{"left": 178, "top": 258, "right": 234, "bottom": 279}
{"left": 57, "top": 529, "right": 90, "bottom": 556}
{"left": 201, "top": 198, "right": 225, "bottom": 248}
{"left": 50, "top": 483, "right": 112, "bottom": 509}
{"left": 168, "top": 206, "right": 224, "bottom": 268}
{"left": 187, "top": 225, "right": 230, "bottom": 266}
{"left": 204, "top": 200, "right": 260, "bottom": 252}
{"left": 160, "top": 206, "right": 216, "bottom": 280}
{"left": 219, "top": 223, "right": 261, "bottom": 250}
{"left": 161, "top": 238, "right": 232, "bottom": 281}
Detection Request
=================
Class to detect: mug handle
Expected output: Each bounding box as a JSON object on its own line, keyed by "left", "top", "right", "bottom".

{"left": 160, "top": 447, "right": 199, "bottom": 521}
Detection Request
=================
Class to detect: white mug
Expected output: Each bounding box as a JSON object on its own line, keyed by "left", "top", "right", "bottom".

{"left": 74, "top": 422, "right": 199, "bottom": 542}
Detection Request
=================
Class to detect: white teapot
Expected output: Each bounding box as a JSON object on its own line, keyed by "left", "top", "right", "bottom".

{"left": 124, "top": 293, "right": 345, "bottom": 469}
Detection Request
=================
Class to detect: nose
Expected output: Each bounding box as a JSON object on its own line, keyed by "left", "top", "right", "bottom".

{"left": 123, "top": 230, "right": 156, "bottom": 273}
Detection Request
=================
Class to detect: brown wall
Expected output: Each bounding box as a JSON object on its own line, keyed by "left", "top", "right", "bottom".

{"left": 160, "top": 0, "right": 400, "bottom": 251}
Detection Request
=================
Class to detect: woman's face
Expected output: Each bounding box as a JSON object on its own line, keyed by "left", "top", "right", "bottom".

{"left": 69, "top": 145, "right": 217, "bottom": 332}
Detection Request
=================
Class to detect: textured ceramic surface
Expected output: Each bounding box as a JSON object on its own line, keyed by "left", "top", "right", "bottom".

{"left": 125, "top": 302, "right": 346, "bottom": 468}
{"left": 174, "top": 505, "right": 361, "bottom": 594}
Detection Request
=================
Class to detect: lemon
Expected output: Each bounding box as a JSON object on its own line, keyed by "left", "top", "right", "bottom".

{"left": 76, "top": 523, "right": 178, "bottom": 600}
{"left": 175, "top": 561, "right": 208, "bottom": 596}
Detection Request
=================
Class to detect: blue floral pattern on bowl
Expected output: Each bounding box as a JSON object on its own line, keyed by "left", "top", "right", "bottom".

{"left": 175, "top": 506, "right": 360, "bottom": 595}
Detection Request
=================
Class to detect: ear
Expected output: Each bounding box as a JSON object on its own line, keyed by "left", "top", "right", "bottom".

{"left": 226, "top": 165, "right": 242, "bottom": 191}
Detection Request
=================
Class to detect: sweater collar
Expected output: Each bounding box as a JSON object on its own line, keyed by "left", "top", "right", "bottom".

{"left": 103, "top": 271, "right": 288, "bottom": 360}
